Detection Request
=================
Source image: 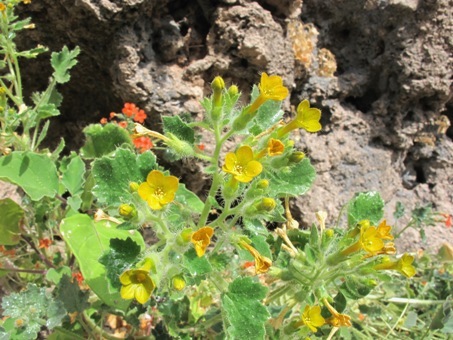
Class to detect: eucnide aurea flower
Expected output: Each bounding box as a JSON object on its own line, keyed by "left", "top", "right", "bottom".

{"left": 222, "top": 145, "right": 262, "bottom": 183}
{"left": 138, "top": 170, "right": 179, "bottom": 210}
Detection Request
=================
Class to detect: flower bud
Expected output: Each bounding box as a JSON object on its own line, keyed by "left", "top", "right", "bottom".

{"left": 172, "top": 275, "right": 186, "bottom": 291}
{"left": 256, "top": 179, "right": 269, "bottom": 189}
{"left": 118, "top": 204, "right": 137, "bottom": 220}
{"left": 288, "top": 151, "right": 305, "bottom": 163}
{"left": 325, "top": 229, "right": 334, "bottom": 238}
{"left": 228, "top": 85, "right": 239, "bottom": 97}
{"left": 211, "top": 76, "right": 225, "bottom": 92}
{"left": 129, "top": 182, "right": 139, "bottom": 192}
{"left": 257, "top": 198, "right": 276, "bottom": 212}
{"left": 179, "top": 228, "right": 194, "bottom": 244}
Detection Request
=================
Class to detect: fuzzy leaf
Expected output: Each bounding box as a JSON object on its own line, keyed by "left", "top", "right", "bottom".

{"left": 99, "top": 237, "right": 142, "bottom": 289}
{"left": 221, "top": 277, "right": 269, "bottom": 339}
{"left": 51, "top": 46, "right": 80, "bottom": 84}
{"left": 46, "top": 266, "right": 72, "bottom": 285}
{"left": 162, "top": 116, "right": 195, "bottom": 143}
{"left": 80, "top": 123, "right": 132, "bottom": 159}
{"left": 55, "top": 275, "right": 90, "bottom": 313}
{"left": 0, "top": 198, "right": 23, "bottom": 245}
{"left": 267, "top": 158, "right": 316, "bottom": 197}
{"left": 36, "top": 103, "right": 60, "bottom": 120}
{"left": 61, "top": 154, "right": 85, "bottom": 195}
{"left": 1, "top": 284, "right": 65, "bottom": 339}
{"left": 60, "top": 214, "right": 145, "bottom": 311}
{"left": 183, "top": 248, "right": 212, "bottom": 276}
{"left": 92, "top": 148, "right": 156, "bottom": 206}
{"left": 0, "top": 151, "right": 58, "bottom": 200}
{"left": 347, "top": 191, "right": 384, "bottom": 227}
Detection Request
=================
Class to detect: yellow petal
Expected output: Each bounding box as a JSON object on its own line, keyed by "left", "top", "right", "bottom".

{"left": 223, "top": 152, "right": 237, "bottom": 172}
{"left": 296, "top": 100, "right": 322, "bottom": 132}
{"left": 119, "top": 270, "right": 132, "bottom": 285}
{"left": 138, "top": 182, "right": 153, "bottom": 201}
{"left": 245, "top": 160, "right": 263, "bottom": 178}
{"left": 161, "top": 175, "right": 179, "bottom": 194}
{"left": 236, "top": 145, "right": 254, "bottom": 164}
{"left": 120, "top": 283, "right": 136, "bottom": 300}
{"left": 146, "top": 170, "right": 164, "bottom": 186}
{"left": 147, "top": 196, "right": 163, "bottom": 210}
{"left": 134, "top": 282, "right": 153, "bottom": 304}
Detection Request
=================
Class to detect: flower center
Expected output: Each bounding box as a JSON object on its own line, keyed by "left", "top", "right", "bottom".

{"left": 233, "top": 163, "right": 244, "bottom": 174}
{"left": 154, "top": 187, "right": 165, "bottom": 199}
{"left": 136, "top": 272, "right": 147, "bottom": 283}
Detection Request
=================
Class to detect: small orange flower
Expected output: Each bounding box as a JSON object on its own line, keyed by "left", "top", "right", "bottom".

{"left": 119, "top": 121, "right": 128, "bottom": 128}
{"left": 38, "top": 238, "right": 52, "bottom": 249}
{"left": 100, "top": 117, "right": 108, "bottom": 124}
{"left": 256, "top": 138, "right": 285, "bottom": 158}
{"left": 109, "top": 112, "right": 116, "bottom": 120}
{"left": 442, "top": 214, "right": 452, "bottom": 228}
{"left": 197, "top": 144, "right": 205, "bottom": 151}
{"left": 133, "top": 136, "right": 153, "bottom": 153}
{"left": 122, "top": 103, "right": 139, "bottom": 117}
{"left": 376, "top": 220, "right": 394, "bottom": 240}
{"left": 72, "top": 272, "right": 84, "bottom": 284}
{"left": 133, "top": 109, "right": 147, "bottom": 123}
{"left": 191, "top": 227, "right": 214, "bottom": 257}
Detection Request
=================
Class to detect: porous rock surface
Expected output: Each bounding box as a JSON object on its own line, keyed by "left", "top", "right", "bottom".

{"left": 17, "top": 0, "right": 452, "bottom": 251}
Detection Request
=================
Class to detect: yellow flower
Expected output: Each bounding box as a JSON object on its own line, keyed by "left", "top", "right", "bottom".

{"left": 376, "top": 219, "right": 394, "bottom": 240}
{"left": 301, "top": 305, "right": 325, "bottom": 332}
{"left": 191, "top": 226, "right": 214, "bottom": 257}
{"left": 0, "top": 3, "right": 6, "bottom": 11}
{"left": 120, "top": 268, "right": 155, "bottom": 304}
{"left": 239, "top": 241, "right": 272, "bottom": 274}
{"left": 247, "top": 73, "right": 289, "bottom": 114}
{"left": 222, "top": 146, "right": 263, "bottom": 183}
{"left": 138, "top": 170, "right": 179, "bottom": 210}
{"left": 277, "top": 99, "right": 322, "bottom": 137}
{"left": 374, "top": 253, "right": 416, "bottom": 278}
{"left": 256, "top": 138, "right": 285, "bottom": 158}
{"left": 341, "top": 223, "right": 384, "bottom": 256}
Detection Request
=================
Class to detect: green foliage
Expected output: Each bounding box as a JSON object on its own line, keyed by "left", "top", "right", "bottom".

{"left": 0, "top": 152, "right": 59, "bottom": 200}
{"left": 55, "top": 275, "right": 90, "bottom": 313}
{"left": 51, "top": 46, "right": 81, "bottom": 84}
{"left": 99, "top": 237, "right": 142, "bottom": 289}
{"left": 221, "top": 277, "right": 269, "bottom": 339}
{"left": 92, "top": 148, "right": 156, "bottom": 206}
{"left": 1, "top": 284, "right": 65, "bottom": 339}
{"left": 347, "top": 191, "right": 384, "bottom": 226}
{"left": 0, "top": 198, "right": 23, "bottom": 245}
{"left": 162, "top": 116, "right": 195, "bottom": 143}
{"left": 60, "top": 214, "right": 145, "bottom": 311}
{"left": 46, "top": 266, "right": 72, "bottom": 284}
{"left": 183, "top": 249, "right": 212, "bottom": 276}
{"left": 61, "top": 154, "right": 86, "bottom": 210}
{"left": 267, "top": 158, "right": 316, "bottom": 197}
{"left": 80, "top": 124, "right": 133, "bottom": 158}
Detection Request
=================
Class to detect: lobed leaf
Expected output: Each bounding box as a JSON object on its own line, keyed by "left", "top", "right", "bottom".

{"left": 347, "top": 191, "right": 384, "bottom": 227}
{"left": 51, "top": 46, "right": 80, "bottom": 84}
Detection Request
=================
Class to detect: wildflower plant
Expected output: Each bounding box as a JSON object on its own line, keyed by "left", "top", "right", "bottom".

{"left": 0, "top": 2, "right": 451, "bottom": 339}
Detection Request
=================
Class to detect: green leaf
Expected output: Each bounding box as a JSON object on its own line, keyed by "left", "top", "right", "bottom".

{"left": 166, "top": 184, "right": 204, "bottom": 231}
{"left": 99, "top": 237, "right": 142, "bottom": 289}
{"left": 404, "top": 311, "right": 418, "bottom": 328}
{"left": 0, "top": 198, "right": 23, "bottom": 245}
{"left": 347, "top": 191, "right": 384, "bottom": 227}
{"left": 60, "top": 214, "right": 145, "bottom": 311}
{"left": 0, "top": 152, "right": 58, "bottom": 200}
{"left": 339, "top": 276, "right": 373, "bottom": 300}
{"left": 36, "top": 103, "right": 60, "bottom": 120}
{"left": 55, "top": 275, "right": 90, "bottom": 313}
{"left": 267, "top": 158, "right": 316, "bottom": 197}
{"left": 51, "top": 46, "right": 80, "bottom": 84}
{"left": 221, "top": 277, "right": 269, "bottom": 339}
{"left": 1, "top": 284, "right": 65, "bottom": 339}
{"left": 61, "top": 154, "right": 85, "bottom": 195}
{"left": 80, "top": 123, "right": 132, "bottom": 159}
{"left": 183, "top": 249, "right": 212, "bottom": 276}
{"left": 92, "top": 148, "right": 156, "bottom": 206}
{"left": 46, "top": 266, "right": 72, "bottom": 284}
{"left": 48, "top": 327, "right": 85, "bottom": 340}
{"left": 162, "top": 116, "right": 195, "bottom": 143}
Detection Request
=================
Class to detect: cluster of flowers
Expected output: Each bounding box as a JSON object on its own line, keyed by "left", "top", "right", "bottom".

{"left": 100, "top": 102, "right": 153, "bottom": 153}
{"left": 117, "top": 73, "right": 324, "bottom": 305}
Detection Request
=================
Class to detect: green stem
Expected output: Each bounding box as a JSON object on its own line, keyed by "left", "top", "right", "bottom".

{"left": 394, "top": 219, "right": 416, "bottom": 239}
{"left": 385, "top": 297, "right": 447, "bottom": 305}
{"left": 198, "top": 123, "right": 224, "bottom": 228}
{"left": 0, "top": 267, "right": 46, "bottom": 274}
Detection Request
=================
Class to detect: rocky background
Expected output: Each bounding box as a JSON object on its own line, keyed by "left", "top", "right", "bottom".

{"left": 13, "top": 0, "right": 452, "bottom": 251}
